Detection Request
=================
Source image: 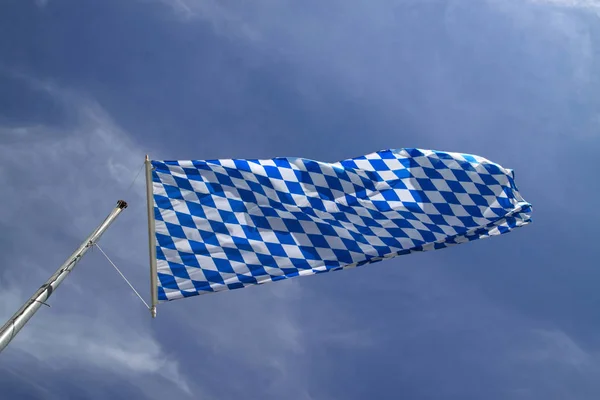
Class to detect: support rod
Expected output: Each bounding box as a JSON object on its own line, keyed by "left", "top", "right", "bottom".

{"left": 145, "top": 155, "right": 158, "bottom": 318}
{"left": 0, "top": 200, "right": 128, "bottom": 354}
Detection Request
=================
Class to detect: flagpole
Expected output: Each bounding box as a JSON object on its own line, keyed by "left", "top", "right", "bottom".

{"left": 145, "top": 155, "right": 158, "bottom": 318}
{"left": 0, "top": 200, "right": 128, "bottom": 354}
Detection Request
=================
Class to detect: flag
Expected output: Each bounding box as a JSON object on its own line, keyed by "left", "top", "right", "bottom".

{"left": 151, "top": 148, "right": 531, "bottom": 301}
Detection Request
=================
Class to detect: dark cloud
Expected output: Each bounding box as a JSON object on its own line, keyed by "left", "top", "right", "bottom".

{"left": 1, "top": 0, "right": 600, "bottom": 399}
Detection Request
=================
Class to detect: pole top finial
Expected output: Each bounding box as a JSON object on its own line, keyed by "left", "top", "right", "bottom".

{"left": 117, "top": 200, "right": 128, "bottom": 209}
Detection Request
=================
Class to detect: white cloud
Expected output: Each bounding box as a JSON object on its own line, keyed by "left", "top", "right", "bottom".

{"left": 0, "top": 75, "right": 192, "bottom": 398}
{"left": 523, "top": 329, "right": 592, "bottom": 368}
{"left": 0, "top": 286, "right": 191, "bottom": 394}
{"left": 528, "top": 0, "right": 600, "bottom": 14}
{"left": 0, "top": 72, "right": 315, "bottom": 399}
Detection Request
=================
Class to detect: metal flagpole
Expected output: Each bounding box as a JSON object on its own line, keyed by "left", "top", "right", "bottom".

{"left": 145, "top": 155, "right": 158, "bottom": 318}
{"left": 0, "top": 200, "right": 128, "bottom": 354}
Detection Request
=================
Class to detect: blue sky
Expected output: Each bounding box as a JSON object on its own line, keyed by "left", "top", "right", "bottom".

{"left": 0, "top": 0, "right": 599, "bottom": 398}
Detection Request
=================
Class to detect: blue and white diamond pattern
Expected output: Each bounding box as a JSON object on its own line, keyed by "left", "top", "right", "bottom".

{"left": 152, "top": 148, "right": 531, "bottom": 301}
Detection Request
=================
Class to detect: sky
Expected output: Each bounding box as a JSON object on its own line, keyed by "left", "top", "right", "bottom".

{"left": 0, "top": 0, "right": 599, "bottom": 398}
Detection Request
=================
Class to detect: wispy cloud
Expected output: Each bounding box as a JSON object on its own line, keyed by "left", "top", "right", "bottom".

{"left": 0, "top": 75, "right": 192, "bottom": 398}
{"left": 522, "top": 329, "right": 593, "bottom": 368}
{"left": 151, "top": 0, "right": 599, "bottom": 147}
{"left": 528, "top": 0, "right": 600, "bottom": 15}
{"left": 0, "top": 287, "right": 191, "bottom": 394}
{"left": 0, "top": 72, "right": 317, "bottom": 399}
{"left": 2, "top": 0, "right": 600, "bottom": 398}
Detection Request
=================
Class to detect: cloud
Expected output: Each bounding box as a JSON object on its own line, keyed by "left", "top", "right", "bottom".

{"left": 2, "top": 1, "right": 600, "bottom": 398}
{"left": 0, "top": 287, "right": 191, "bottom": 395}
{"left": 150, "top": 0, "right": 599, "bottom": 149}
{"left": 528, "top": 0, "right": 600, "bottom": 15}
{"left": 1, "top": 71, "right": 598, "bottom": 398}
{"left": 0, "top": 71, "right": 319, "bottom": 400}
{"left": 523, "top": 329, "right": 592, "bottom": 368}
{"left": 0, "top": 74, "right": 192, "bottom": 398}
